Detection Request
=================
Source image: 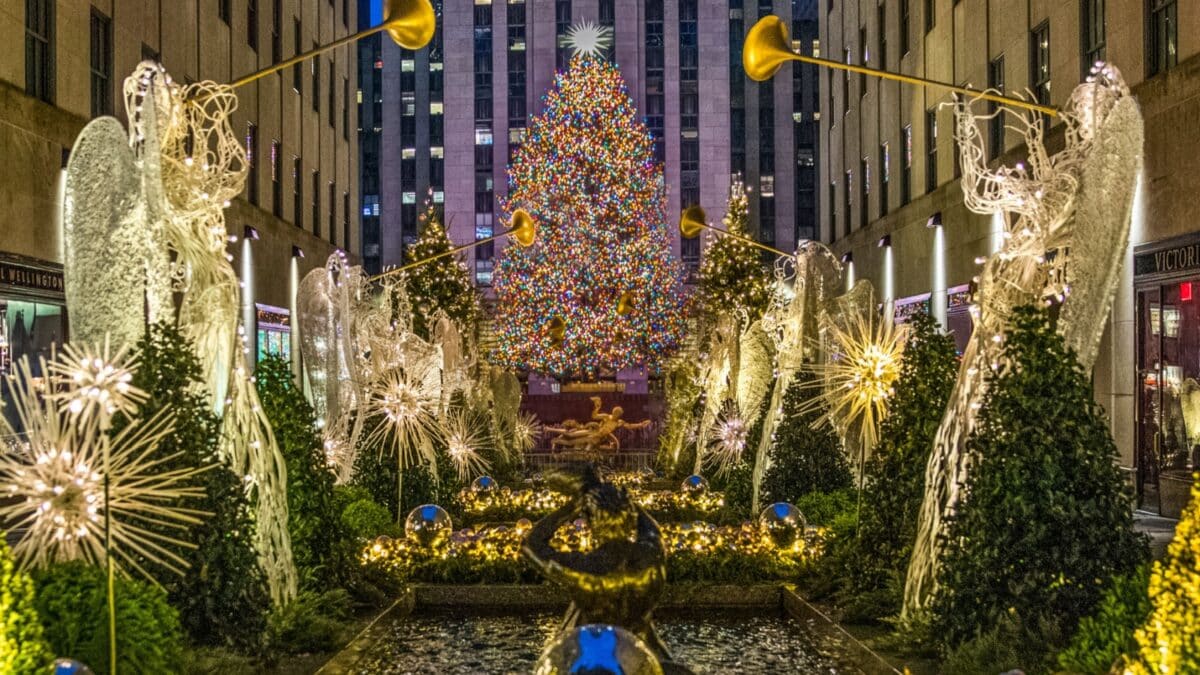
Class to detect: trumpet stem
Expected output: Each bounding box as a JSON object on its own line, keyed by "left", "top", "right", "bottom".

{"left": 228, "top": 24, "right": 389, "bottom": 91}
{"left": 781, "top": 52, "right": 1057, "bottom": 117}
{"left": 367, "top": 223, "right": 531, "bottom": 282}
{"left": 693, "top": 222, "right": 791, "bottom": 258}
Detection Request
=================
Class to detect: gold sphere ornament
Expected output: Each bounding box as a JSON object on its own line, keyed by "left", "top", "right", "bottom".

{"left": 535, "top": 624, "right": 663, "bottom": 675}
{"left": 758, "top": 502, "right": 806, "bottom": 549}
{"left": 742, "top": 15, "right": 793, "bottom": 82}
{"left": 679, "top": 205, "right": 707, "bottom": 239}
{"left": 383, "top": 0, "right": 437, "bottom": 50}
{"left": 509, "top": 208, "right": 537, "bottom": 247}
{"left": 617, "top": 291, "right": 634, "bottom": 316}
{"left": 404, "top": 504, "right": 453, "bottom": 548}
{"left": 547, "top": 316, "right": 566, "bottom": 346}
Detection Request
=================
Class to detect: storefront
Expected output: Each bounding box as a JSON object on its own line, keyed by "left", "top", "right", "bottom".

{"left": 1134, "top": 234, "right": 1200, "bottom": 517}
{"left": 892, "top": 284, "right": 973, "bottom": 354}
{"left": 0, "top": 254, "right": 68, "bottom": 429}
{"left": 255, "top": 303, "right": 291, "bottom": 363}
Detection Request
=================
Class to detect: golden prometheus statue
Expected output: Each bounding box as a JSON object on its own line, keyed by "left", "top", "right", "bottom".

{"left": 546, "top": 396, "right": 652, "bottom": 455}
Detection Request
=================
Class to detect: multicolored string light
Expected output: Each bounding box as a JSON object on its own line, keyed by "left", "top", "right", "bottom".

{"left": 493, "top": 55, "right": 687, "bottom": 377}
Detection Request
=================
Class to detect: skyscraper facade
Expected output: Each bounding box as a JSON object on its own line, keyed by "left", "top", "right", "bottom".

{"left": 378, "top": 0, "right": 820, "bottom": 287}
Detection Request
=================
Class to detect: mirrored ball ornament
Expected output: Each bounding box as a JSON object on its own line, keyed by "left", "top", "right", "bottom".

{"left": 404, "top": 504, "right": 453, "bottom": 548}
{"left": 679, "top": 474, "right": 709, "bottom": 495}
{"left": 472, "top": 475, "right": 499, "bottom": 492}
{"left": 534, "top": 624, "right": 663, "bottom": 675}
{"left": 53, "top": 659, "right": 94, "bottom": 675}
{"left": 758, "top": 502, "right": 806, "bottom": 549}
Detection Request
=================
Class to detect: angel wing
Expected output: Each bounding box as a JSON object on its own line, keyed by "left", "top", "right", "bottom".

{"left": 735, "top": 320, "right": 774, "bottom": 426}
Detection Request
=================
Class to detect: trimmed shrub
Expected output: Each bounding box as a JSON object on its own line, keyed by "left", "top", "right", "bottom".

{"left": 33, "top": 561, "right": 183, "bottom": 674}
{"left": 0, "top": 535, "right": 50, "bottom": 674}
{"left": 266, "top": 589, "right": 352, "bottom": 655}
{"left": 762, "top": 369, "right": 852, "bottom": 503}
{"left": 128, "top": 323, "right": 269, "bottom": 651}
{"left": 932, "top": 306, "right": 1148, "bottom": 650}
{"left": 342, "top": 499, "right": 400, "bottom": 540}
{"left": 1058, "top": 564, "right": 1150, "bottom": 674}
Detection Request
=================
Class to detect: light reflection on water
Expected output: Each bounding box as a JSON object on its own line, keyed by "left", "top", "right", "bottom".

{"left": 351, "top": 610, "right": 862, "bottom": 674}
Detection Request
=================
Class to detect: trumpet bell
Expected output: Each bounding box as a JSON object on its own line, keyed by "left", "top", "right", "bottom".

{"left": 383, "top": 0, "right": 437, "bottom": 50}
{"left": 679, "top": 205, "right": 707, "bottom": 239}
{"left": 617, "top": 291, "right": 634, "bottom": 316}
{"left": 509, "top": 209, "right": 537, "bottom": 247}
{"left": 743, "top": 15, "right": 795, "bottom": 82}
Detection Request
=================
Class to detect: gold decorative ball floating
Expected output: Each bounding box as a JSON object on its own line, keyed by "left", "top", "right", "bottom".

{"left": 616, "top": 291, "right": 634, "bottom": 316}
{"left": 742, "top": 15, "right": 793, "bottom": 82}
{"left": 383, "top": 0, "right": 437, "bottom": 50}
{"left": 508, "top": 208, "right": 537, "bottom": 247}
{"left": 679, "top": 205, "right": 707, "bottom": 239}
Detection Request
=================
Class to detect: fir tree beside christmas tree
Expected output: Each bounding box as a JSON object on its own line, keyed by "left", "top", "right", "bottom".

{"left": 404, "top": 199, "right": 480, "bottom": 340}
{"left": 762, "top": 369, "right": 852, "bottom": 503}
{"left": 696, "top": 178, "right": 772, "bottom": 327}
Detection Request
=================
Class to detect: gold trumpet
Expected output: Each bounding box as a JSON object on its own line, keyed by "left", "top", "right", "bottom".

{"left": 743, "top": 15, "right": 1057, "bottom": 117}
{"left": 547, "top": 316, "right": 566, "bottom": 346}
{"left": 225, "top": 0, "right": 435, "bottom": 91}
{"left": 678, "top": 204, "right": 791, "bottom": 257}
{"left": 616, "top": 291, "right": 634, "bottom": 316}
{"left": 368, "top": 208, "right": 537, "bottom": 281}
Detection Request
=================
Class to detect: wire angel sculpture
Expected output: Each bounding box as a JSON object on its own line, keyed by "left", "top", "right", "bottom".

{"left": 904, "top": 64, "right": 1145, "bottom": 614}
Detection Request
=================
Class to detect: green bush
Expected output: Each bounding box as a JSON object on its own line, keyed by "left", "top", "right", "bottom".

{"left": 1057, "top": 564, "right": 1151, "bottom": 674}
{"left": 254, "top": 355, "right": 344, "bottom": 587}
{"left": 832, "top": 312, "right": 959, "bottom": 621}
{"left": 352, "top": 433, "right": 459, "bottom": 520}
{"left": 0, "top": 535, "right": 50, "bottom": 674}
{"left": 762, "top": 370, "right": 851, "bottom": 504}
{"left": 128, "top": 323, "right": 269, "bottom": 651}
{"left": 942, "top": 613, "right": 1066, "bottom": 675}
{"left": 933, "top": 306, "right": 1148, "bottom": 650}
{"left": 792, "top": 488, "right": 857, "bottom": 527}
{"left": 341, "top": 499, "right": 400, "bottom": 540}
{"left": 266, "top": 588, "right": 352, "bottom": 655}
{"left": 34, "top": 561, "right": 183, "bottom": 674}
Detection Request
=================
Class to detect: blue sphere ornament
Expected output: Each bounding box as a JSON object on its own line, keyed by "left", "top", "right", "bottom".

{"left": 758, "top": 502, "right": 806, "bottom": 549}
{"left": 534, "top": 624, "right": 663, "bottom": 675}
{"left": 679, "top": 474, "right": 709, "bottom": 495}
{"left": 404, "top": 504, "right": 453, "bottom": 548}
{"left": 54, "top": 659, "right": 94, "bottom": 675}
{"left": 472, "top": 475, "right": 499, "bottom": 492}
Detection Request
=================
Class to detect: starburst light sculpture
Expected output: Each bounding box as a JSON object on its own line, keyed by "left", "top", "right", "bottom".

{"left": 442, "top": 411, "right": 490, "bottom": 482}
{"left": 706, "top": 401, "right": 749, "bottom": 478}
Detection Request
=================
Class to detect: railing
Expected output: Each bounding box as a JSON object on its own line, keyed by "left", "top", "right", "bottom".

{"left": 525, "top": 449, "right": 657, "bottom": 472}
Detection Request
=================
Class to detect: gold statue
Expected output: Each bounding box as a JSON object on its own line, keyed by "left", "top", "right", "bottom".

{"left": 545, "top": 396, "right": 651, "bottom": 453}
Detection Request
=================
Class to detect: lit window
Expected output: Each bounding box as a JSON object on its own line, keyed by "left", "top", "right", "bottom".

{"left": 430, "top": 102, "right": 444, "bottom": 115}
{"left": 793, "top": 112, "right": 803, "bottom": 123}
{"left": 475, "top": 128, "right": 494, "bottom": 145}
{"left": 433, "top": 191, "right": 445, "bottom": 203}
{"left": 356, "top": 89, "right": 363, "bottom": 103}
{"left": 760, "top": 175, "right": 775, "bottom": 196}
{"left": 402, "top": 148, "right": 416, "bottom": 159}
{"left": 430, "top": 61, "right": 444, "bottom": 71}
{"left": 431, "top": 146, "right": 444, "bottom": 158}
{"left": 401, "top": 59, "right": 415, "bottom": 72}
{"left": 402, "top": 191, "right": 416, "bottom": 204}
{"left": 812, "top": 40, "right": 820, "bottom": 57}
{"left": 509, "top": 128, "right": 526, "bottom": 143}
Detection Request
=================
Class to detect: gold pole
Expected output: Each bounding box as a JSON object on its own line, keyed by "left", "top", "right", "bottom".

{"left": 367, "top": 234, "right": 502, "bottom": 282}
{"left": 696, "top": 222, "right": 792, "bottom": 258}
{"left": 744, "top": 15, "right": 1058, "bottom": 117}
{"left": 227, "top": 25, "right": 389, "bottom": 90}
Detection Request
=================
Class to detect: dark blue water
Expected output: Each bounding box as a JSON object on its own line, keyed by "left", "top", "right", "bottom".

{"left": 350, "top": 610, "right": 860, "bottom": 674}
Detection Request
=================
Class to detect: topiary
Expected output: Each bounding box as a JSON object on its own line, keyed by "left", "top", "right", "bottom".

{"left": 127, "top": 322, "right": 269, "bottom": 652}
{"left": 33, "top": 561, "right": 183, "bottom": 674}
{"left": 404, "top": 201, "right": 481, "bottom": 340}
{"left": 0, "top": 535, "right": 50, "bottom": 674}
{"left": 1126, "top": 473, "right": 1200, "bottom": 674}
{"left": 762, "top": 369, "right": 852, "bottom": 503}
{"left": 342, "top": 499, "right": 400, "bottom": 540}
{"left": 1058, "top": 564, "right": 1150, "bottom": 674}
{"left": 932, "top": 306, "right": 1148, "bottom": 651}
{"left": 254, "top": 354, "right": 343, "bottom": 588}
{"left": 832, "top": 312, "right": 959, "bottom": 620}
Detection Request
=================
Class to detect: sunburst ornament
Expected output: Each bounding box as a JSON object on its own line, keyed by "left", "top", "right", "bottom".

{"left": 442, "top": 411, "right": 490, "bottom": 482}
{"left": 362, "top": 358, "right": 443, "bottom": 473}
{"left": 47, "top": 339, "right": 146, "bottom": 431}
{"left": 513, "top": 411, "right": 543, "bottom": 453}
{"left": 563, "top": 20, "right": 614, "bottom": 58}
{"left": 706, "top": 400, "right": 749, "bottom": 478}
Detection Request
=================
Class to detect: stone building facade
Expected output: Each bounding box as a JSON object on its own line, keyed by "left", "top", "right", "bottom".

{"left": 0, "top": 0, "right": 358, "bottom": 373}
{"left": 820, "top": 0, "right": 1200, "bottom": 515}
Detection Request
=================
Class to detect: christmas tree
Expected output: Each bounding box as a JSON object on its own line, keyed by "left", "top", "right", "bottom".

{"left": 762, "top": 369, "right": 851, "bottom": 503}
{"left": 696, "top": 179, "right": 772, "bottom": 327}
{"left": 932, "top": 306, "right": 1146, "bottom": 650}
{"left": 492, "top": 52, "right": 687, "bottom": 377}
{"left": 404, "top": 200, "right": 480, "bottom": 339}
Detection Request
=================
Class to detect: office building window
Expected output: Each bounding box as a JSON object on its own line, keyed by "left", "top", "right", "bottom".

{"left": 90, "top": 9, "right": 112, "bottom": 118}
{"left": 293, "top": 18, "right": 302, "bottom": 92}
{"left": 925, "top": 108, "right": 937, "bottom": 193}
{"left": 988, "top": 56, "right": 1005, "bottom": 158}
{"left": 925, "top": 0, "right": 935, "bottom": 32}
{"left": 312, "top": 170, "right": 321, "bottom": 237}
{"left": 555, "top": 0, "right": 572, "bottom": 70}
{"left": 900, "top": 0, "right": 910, "bottom": 55}
{"left": 312, "top": 47, "right": 320, "bottom": 112}
{"left": 219, "top": 0, "right": 231, "bottom": 23}
{"left": 343, "top": 77, "right": 350, "bottom": 139}
{"left": 1148, "top": 0, "right": 1177, "bottom": 76}
{"left": 246, "top": 123, "right": 258, "bottom": 206}
{"left": 293, "top": 157, "right": 303, "bottom": 228}
{"left": 271, "top": 141, "right": 282, "bottom": 217}
{"left": 859, "top": 26, "right": 867, "bottom": 97}
{"left": 1030, "top": 21, "right": 1050, "bottom": 106}
{"left": 829, "top": 181, "right": 837, "bottom": 238}
{"left": 902, "top": 124, "right": 912, "bottom": 204}
{"left": 328, "top": 182, "right": 336, "bottom": 244}
{"left": 842, "top": 49, "right": 849, "bottom": 114}
{"left": 272, "top": 0, "right": 282, "bottom": 63}
{"left": 879, "top": 142, "right": 889, "bottom": 215}
{"left": 248, "top": 0, "right": 258, "bottom": 50}
{"left": 1081, "top": 0, "right": 1105, "bottom": 74}
{"left": 878, "top": 5, "right": 887, "bottom": 71}
{"left": 328, "top": 61, "right": 335, "bottom": 126}
{"left": 843, "top": 170, "right": 852, "bottom": 237}
{"left": 343, "top": 192, "right": 350, "bottom": 251}
{"left": 645, "top": 0, "right": 665, "bottom": 162}
{"left": 860, "top": 158, "right": 869, "bottom": 228}
{"left": 26, "top": 0, "right": 54, "bottom": 103}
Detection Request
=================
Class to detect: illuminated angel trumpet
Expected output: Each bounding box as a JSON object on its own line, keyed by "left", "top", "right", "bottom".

{"left": 743, "top": 15, "right": 1058, "bottom": 117}
{"left": 678, "top": 204, "right": 792, "bottom": 257}
{"left": 368, "top": 208, "right": 537, "bottom": 282}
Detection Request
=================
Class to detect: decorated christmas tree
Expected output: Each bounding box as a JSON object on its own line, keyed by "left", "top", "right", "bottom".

{"left": 404, "top": 199, "right": 480, "bottom": 339}
{"left": 696, "top": 179, "right": 772, "bottom": 327}
{"left": 491, "top": 46, "right": 686, "bottom": 377}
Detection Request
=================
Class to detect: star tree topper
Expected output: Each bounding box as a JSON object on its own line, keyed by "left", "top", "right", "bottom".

{"left": 563, "top": 20, "right": 614, "bottom": 58}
